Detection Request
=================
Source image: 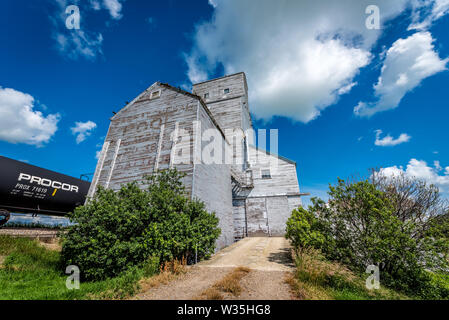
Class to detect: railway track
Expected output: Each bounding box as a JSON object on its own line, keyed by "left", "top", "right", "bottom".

{"left": 0, "top": 228, "right": 61, "bottom": 242}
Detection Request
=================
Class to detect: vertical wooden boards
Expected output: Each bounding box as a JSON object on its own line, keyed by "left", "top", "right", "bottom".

{"left": 87, "top": 141, "right": 110, "bottom": 199}
{"left": 91, "top": 84, "right": 199, "bottom": 195}
{"left": 266, "top": 196, "right": 290, "bottom": 236}
{"left": 192, "top": 101, "right": 234, "bottom": 249}
{"left": 245, "top": 198, "right": 269, "bottom": 236}
{"left": 247, "top": 146, "right": 300, "bottom": 197}
{"left": 105, "top": 139, "right": 121, "bottom": 188}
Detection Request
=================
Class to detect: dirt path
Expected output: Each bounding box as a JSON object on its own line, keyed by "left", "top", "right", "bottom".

{"left": 134, "top": 237, "right": 297, "bottom": 300}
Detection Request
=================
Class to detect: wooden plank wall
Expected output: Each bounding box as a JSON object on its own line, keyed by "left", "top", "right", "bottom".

{"left": 247, "top": 146, "right": 300, "bottom": 197}
{"left": 88, "top": 84, "right": 199, "bottom": 198}
{"left": 193, "top": 73, "right": 252, "bottom": 174}
{"left": 192, "top": 101, "right": 234, "bottom": 249}
{"left": 88, "top": 73, "right": 303, "bottom": 243}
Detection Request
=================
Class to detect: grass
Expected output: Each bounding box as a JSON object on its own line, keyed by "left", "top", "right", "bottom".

{"left": 137, "top": 258, "right": 187, "bottom": 294}
{"left": 0, "top": 235, "right": 159, "bottom": 300}
{"left": 286, "top": 248, "right": 410, "bottom": 300}
{"left": 196, "top": 266, "right": 251, "bottom": 300}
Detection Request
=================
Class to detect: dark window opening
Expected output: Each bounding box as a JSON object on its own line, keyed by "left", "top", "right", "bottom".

{"left": 261, "top": 169, "right": 271, "bottom": 179}
{"left": 224, "top": 88, "right": 230, "bottom": 94}
{"left": 150, "top": 90, "right": 161, "bottom": 99}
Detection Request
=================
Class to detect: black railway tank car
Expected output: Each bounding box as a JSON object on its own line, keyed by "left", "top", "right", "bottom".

{"left": 0, "top": 156, "right": 90, "bottom": 220}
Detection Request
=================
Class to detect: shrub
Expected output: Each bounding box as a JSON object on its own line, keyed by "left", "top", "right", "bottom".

{"left": 285, "top": 207, "right": 324, "bottom": 254}
{"left": 288, "top": 174, "right": 449, "bottom": 298}
{"left": 60, "top": 169, "right": 221, "bottom": 281}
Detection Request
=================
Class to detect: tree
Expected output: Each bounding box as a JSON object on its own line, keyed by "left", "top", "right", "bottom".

{"left": 60, "top": 169, "right": 221, "bottom": 281}
{"left": 302, "top": 173, "right": 449, "bottom": 296}
{"left": 372, "top": 170, "right": 449, "bottom": 273}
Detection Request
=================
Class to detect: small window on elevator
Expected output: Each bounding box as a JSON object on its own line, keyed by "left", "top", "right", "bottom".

{"left": 261, "top": 169, "right": 271, "bottom": 179}
{"left": 150, "top": 90, "right": 161, "bottom": 100}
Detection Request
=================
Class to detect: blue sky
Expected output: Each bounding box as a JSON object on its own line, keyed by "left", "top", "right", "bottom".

{"left": 1, "top": 0, "right": 449, "bottom": 209}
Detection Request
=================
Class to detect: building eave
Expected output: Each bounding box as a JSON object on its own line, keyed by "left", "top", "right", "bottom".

{"left": 248, "top": 144, "right": 297, "bottom": 166}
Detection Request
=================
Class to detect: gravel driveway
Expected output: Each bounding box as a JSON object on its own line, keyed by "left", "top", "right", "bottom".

{"left": 134, "top": 237, "right": 297, "bottom": 300}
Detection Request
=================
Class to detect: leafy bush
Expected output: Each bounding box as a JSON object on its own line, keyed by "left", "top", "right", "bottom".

{"left": 285, "top": 207, "right": 324, "bottom": 254}
{"left": 287, "top": 174, "right": 449, "bottom": 298}
{"left": 423, "top": 273, "right": 449, "bottom": 300}
{"left": 60, "top": 169, "right": 221, "bottom": 281}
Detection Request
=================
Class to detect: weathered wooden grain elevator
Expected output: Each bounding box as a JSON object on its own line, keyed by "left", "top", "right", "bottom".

{"left": 88, "top": 72, "right": 303, "bottom": 249}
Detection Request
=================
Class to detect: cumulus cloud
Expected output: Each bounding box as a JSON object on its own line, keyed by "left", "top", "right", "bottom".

{"left": 185, "top": 0, "right": 414, "bottom": 122}
{"left": 374, "top": 130, "right": 411, "bottom": 147}
{"left": 409, "top": 0, "right": 449, "bottom": 30}
{"left": 71, "top": 121, "right": 97, "bottom": 144}
{"left": 0, "top": 87, "right": 60, "bottom": 146}
{"left": 355, "top": 31, "right": 448, "bottom": 117}
{"left": 379, "top": 159, "right": 449, "bottom": 192}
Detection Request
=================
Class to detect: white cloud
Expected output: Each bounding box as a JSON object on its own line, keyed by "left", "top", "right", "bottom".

{"left": 374, "top": 130, "right": 411, "bottom": 147}
{"left": 52, "top": 0, "right": 126, "bottom": 60}
{"left": 355, "top": 31, "right": 448, "bottom": 117}
{"left": 71, "top": 121, "right": 97, "bottom": 144}
{"left": 102, "top": 0, "right": 124, "bottom": 20}
{"left": 338, "top": 82, "right": 358, "bottom": 95}
{"left": 208, "top": 0, "right": 218, "bottom": 8}
{"left": 185, "top": 0, "right": 414, "bottom": 122}
{"left": 90, "top": 0, "right": 101, "bottom": 11}
{"left": 0, "top": 87, "right": 60, "bottom": 146}
{"left": 55, "top": 31, "right": 104, "bottom": 61}
{"left": 89, "top": 0, "right": 124, "bottom": 19}
{"left": 52, "top": 0, "right": 104, "bottom": 61}
{"left": 409, "top": 0, "right": 449, "bottom": 30}
{"left": 379, "top": 159, "right": 449, "bottom": 192}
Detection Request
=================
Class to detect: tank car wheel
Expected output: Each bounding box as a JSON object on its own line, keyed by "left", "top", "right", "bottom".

{"left": 0, "top": 210, "right": 10, "bottom": 227}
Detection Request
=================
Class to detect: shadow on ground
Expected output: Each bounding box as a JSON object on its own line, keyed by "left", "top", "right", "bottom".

{"left": 267, "top": 247, "right": 295, "bottom": 269}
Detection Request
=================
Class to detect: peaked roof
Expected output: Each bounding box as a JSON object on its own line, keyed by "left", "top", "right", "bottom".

{"left": 192, "top": 72, "right": 246, "bottom": 86}
{"left": 110, "top": 81, "right": 159, "bottom": 121}
{"left": 248, "top": 144, "right": 297, "bottom": 166}
{"left": 110, "top": 81, "right": 228, "bottom": 143}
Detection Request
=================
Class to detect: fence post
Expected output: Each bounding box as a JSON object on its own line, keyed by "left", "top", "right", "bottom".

{"left": 195, "top": 243, "right": 198, "bottom": 264}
